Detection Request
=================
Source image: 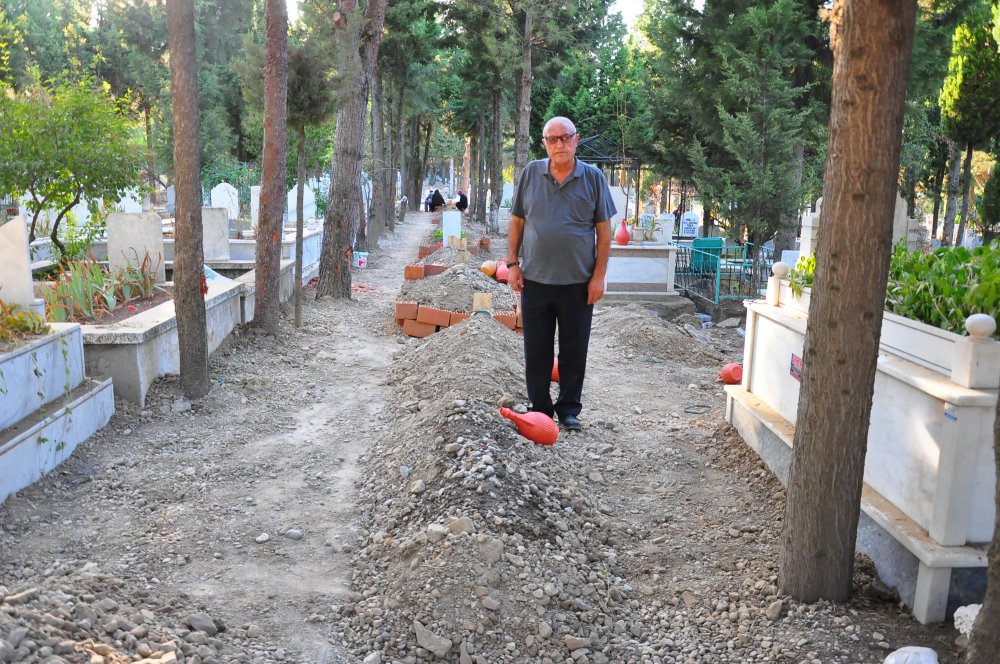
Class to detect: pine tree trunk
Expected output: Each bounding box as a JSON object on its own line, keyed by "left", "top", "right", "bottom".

{"left": 316, "top": 0, "right": 386, "bottom": 298}
{"left": 469, "top": 131, "right": 479, "bottom": 217}
{"left": 476, "top": 111, "right": 487, "bottom": 225}
{"left": 779, "top": 0, "right": 916, "bottom": 603}
{"left": 513, "top": 4, "right": 533, "bottom": 186}
{"left": 942, "top": 140, "right": 961, "bottom": 245}
{"left": 932, "top": 159, "right": 945, "bottom": 238}
{"left": 957, "top": 142, "right": 973, "bottom": 246}
{"left": 462, "top": 135, "right": 471, "bottom": 197}
{"left": 254, "top": 0, "right": 288, "bottom": 333}
{"left": 294, "top": 123, "right": 306, "bottom": 328}
{"left": 775, "top": 142, "right": 805, "bottom": 255}
{"left": 144, "top": 106, "right": 156, "bottom": 194}
{"left": 489, "top": 88, "right": 503, "bottom": 234}
{"left": 371, "top": 69, "right": 391, "bottom": 234}
{"left": 966, "top": 391, "right": 1000, "bottom": 662}
{"left": 166, "top": 0, "right": 209, "bottom": 400}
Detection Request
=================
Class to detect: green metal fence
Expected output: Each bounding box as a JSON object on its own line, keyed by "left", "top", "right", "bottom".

{"left": 674, "top": 240, "right": 774, "bottom": 305}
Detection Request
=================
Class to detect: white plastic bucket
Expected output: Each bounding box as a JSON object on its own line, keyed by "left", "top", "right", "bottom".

{"left": 352, "top": 251, "right": 369, "bottom": 268}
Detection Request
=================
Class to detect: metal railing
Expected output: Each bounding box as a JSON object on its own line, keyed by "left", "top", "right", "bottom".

{"left": 673, "top": 241, "right": 774, "bottom": 305}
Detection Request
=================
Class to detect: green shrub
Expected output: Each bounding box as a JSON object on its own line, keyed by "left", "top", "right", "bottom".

{"left": 886, "top": 240, "right": 999, "bottom": 338}
{"left": 789, "top": 242, "right": 1000, "bottom": 338}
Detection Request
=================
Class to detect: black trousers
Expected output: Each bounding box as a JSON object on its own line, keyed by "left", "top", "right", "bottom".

{"left": 521, "top": 279, "right": 593, "bottom": 420}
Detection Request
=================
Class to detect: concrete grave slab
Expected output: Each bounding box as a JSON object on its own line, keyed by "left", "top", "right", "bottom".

{"left": 202, "top": 207, "right": 231, "bottom": 260}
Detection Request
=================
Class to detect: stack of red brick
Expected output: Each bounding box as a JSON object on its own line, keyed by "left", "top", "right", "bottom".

{"left": 395, "top": 301, "right": 522, "bottom": 338}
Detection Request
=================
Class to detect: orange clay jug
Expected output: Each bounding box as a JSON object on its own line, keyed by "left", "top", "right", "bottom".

{"left": 717, "top": 362, "right": 743, "bottom": 384}
{"left": 551, "top": 358, "right": 559, "bottom": 383}
{"left": 500, "top": 408, "right": 559, "bottom": 446}
{"left": 615, "top": 219, "right": 630, "bottom": 246}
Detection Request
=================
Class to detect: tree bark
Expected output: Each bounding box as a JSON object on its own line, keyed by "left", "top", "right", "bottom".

{"left": 775, "top": 142, "right": 805, "bottom": 256}
{"left": 513, "top": 3, "right": 533, "bottom": 186}
{"left": 144, "top": 106, "right": 156, "bottom": 195}
{"left": 294, "top": 122, "right": 305, "bottom": 328}
{"left": 371, "top": 68, "right": 392, "bottom": 234}
{"left": 462, "top": 135, "right": 472, "bottom": 201}
{"left": 316, "top": 0, "right": 386, "bottom": 298}
{"left": 931, "top": 157, "right": 945, "bottom": 238}
{"left": 966, "top": 386, "right": 1000, "bottom": 662}
{"left": 254, "top": 0, "right": 288, "bottom": 334}
{"left": 956, "top": 142, "right": 973, "bottom": 246}
{"left": 165, "top": 0, "right": 209, "bottom": 400}
{"left": 779, "top": 0, "right": 916, "bottom": 603}
{"left": 942, "top": 140, "right": 962, "bottom": 245}
{"left": 489, "top": 87, "right": 503, "bottom": 234}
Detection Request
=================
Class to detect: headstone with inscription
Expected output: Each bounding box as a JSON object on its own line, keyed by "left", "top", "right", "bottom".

{"left": 679, "top": 212, "right": 699, "bottom": 238}
{"left": 210, "top": 182, "right": 240, "bottom": 220}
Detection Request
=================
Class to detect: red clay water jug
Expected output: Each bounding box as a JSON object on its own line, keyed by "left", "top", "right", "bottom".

{"left": 717, "top": 362, "right": 743, "bottom": 384}
{"left": 615, "top": 219, "right": 630, "bottom": 246}
{"left": 551, "top": 358, "right": 559, "bottom": 382}
{"left": 500, "top": 408, "right": 559, "bottom": 445}
{"left": 495, "top": 260, "right": 509, "bottom": 283}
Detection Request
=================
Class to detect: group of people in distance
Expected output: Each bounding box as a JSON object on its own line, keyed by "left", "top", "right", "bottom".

{"left": 423, "top": 189, "right": 468, "bottom": 214}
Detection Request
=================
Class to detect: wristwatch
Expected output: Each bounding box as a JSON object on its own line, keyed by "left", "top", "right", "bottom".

{"left": 506, "top": 260, "right": 520, "bottom": 268}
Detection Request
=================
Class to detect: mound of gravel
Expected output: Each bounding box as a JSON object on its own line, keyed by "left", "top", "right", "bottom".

{"left": 591, "top": 304, "right": 728, "bottom": 367}
{"left": 335, "top": 315, "right": 657, "bottom": 663}
{"left": 420, "top": 245, "right": 496, "bottom": 267}
{"left": 0, "top": 567, "right": 274, "bottom": 663}
{"left": 398, "top": 263, "right": 517, "bottom": 312}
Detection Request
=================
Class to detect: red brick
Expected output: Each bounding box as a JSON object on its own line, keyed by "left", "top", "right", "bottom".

{"left": 493, "top": 311, "right": 517, "bottom": 330}
{"left": 423, "top": 262, "right": 447, "bottom": 277}
{"left": 479, "top": 236, "right": 492, "bottom": 252}
{"left": 402, "top": 319, "right": 436, "bottom": 338}
{"left": 450, "top": 311, "right": 471, "bottom": 326}
{"left": 395, "top": 301, "right": 418, "bottom": 321}
{"left": 403, "top": 264, "right": 425, "bottom": 280}
{"left": 416, "top": 305, "right": 452, "bottom": 328}
{"left": 418, "top": 245, "right": 435, "bottom": 259}
{"left": 468, "top": 245, "right": 479, "bottom": 256}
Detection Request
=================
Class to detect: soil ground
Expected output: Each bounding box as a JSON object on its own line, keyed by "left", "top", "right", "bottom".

{"left": 0, "top": 211, "right": 963, "bottom": 664}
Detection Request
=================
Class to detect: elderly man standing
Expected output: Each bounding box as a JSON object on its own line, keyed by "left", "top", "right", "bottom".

{"left": 505, "top": 116, "right": 615, "bottom": 430}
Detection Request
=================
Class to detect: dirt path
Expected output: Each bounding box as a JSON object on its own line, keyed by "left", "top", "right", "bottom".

{"left": 0, "top": 213, "right": 431, "bottom": 663}
{"left": 1, "top": 211, "right": 963, "bottom": 664}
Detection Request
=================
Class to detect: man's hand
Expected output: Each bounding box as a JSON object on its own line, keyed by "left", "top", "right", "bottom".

{"left": 508, "top": 264, "right": 524, "bottom": 292}
{"left": 587, "top": 274, "right": 605, "bottom": 304}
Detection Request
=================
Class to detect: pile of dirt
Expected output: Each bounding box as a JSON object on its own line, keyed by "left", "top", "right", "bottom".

{"left": 398, "top": 263, "right": 517, "bottom": 312}
{"left": 337, "top": 314, "right": 659, "bottom": 662}
{"left": 419, "top": 244, "right": 497, "bottom": 267}
{"left": 591, "top": 304, "right": 735, "bottom": 367}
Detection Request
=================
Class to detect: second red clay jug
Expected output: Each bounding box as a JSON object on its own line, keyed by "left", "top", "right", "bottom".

{"left": 500, "top": 408, "right": 559, "bottom": 445}
{"left": 551, "top": 358, "right": 559, "bottom": 382}
{"left": 717, "top": 362, "right": 743, "bottom": 384}
{"left": 615, "top": 219, "right": 630, "bottom": 246}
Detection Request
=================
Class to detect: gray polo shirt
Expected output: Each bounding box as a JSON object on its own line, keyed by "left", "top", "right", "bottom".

{"left": 510, "top": 158, "right": 616, "bottom": 286}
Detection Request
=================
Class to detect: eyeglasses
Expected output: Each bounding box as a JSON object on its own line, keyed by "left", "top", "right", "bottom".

{"left": 541, "top": 133, "right": 577, "bottom": 145}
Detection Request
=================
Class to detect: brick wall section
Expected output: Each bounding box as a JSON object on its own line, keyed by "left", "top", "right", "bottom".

{"left": 423, "top": 263, "right": 448, "bottom": 277}
{"left": 397, "top": 304, "right": 523, "bottom": 338}
{"left": 402, "top": 319, "right": 436, "bottom": 338}
{"left": 394, "top": 301, "right": 418, "bottom": 323}
{"left": 416, "top": 306, "right": 452, "bottom": 328}
{"left": 403, "top": 264, "right": 425, "bottom": 280}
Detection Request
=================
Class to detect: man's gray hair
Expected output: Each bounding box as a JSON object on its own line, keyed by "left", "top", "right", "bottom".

{"left": 543, "top": 116, "right": 577, "bottom": 135}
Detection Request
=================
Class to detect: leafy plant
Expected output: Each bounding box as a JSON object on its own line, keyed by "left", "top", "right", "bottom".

{"left": 430, "top": 228, "right": 465, "bottom": 241}
{"left": 59, "top": 209, "right": 108, "bottom": 265}
{"left": 42, "top": 250, "right": 162, "bottom": 323}
{"left": 0, "top": 299, "right": 50, "bottom": 345}
{"left": 886, "top": 240, "right": 999, "bottom": 338}
{"left": 788, "top": 254, "right": 816, "bottom": 297}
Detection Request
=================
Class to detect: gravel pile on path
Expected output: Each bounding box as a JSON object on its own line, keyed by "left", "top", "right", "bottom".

{"left": 0, "top": 568, "right": 273, "bottom": 663}
{"left": 419, "top": 245, "right": 497, "bottom": 267}
{"left": 591, "top": 304, "right": 733, "bottom": 368}
{"left": 398, "top": 263, "right": 516, "bottom": 312}
{"left": 335, "top": 315, "right": 659, "bottom": 663}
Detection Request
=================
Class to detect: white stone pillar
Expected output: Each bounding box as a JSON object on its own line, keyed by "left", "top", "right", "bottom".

{"left": 951, "top": 314, "right": 1000, "bottom": 389}
{"left": 798, "top": 198, "right": 822, "bottom": 257}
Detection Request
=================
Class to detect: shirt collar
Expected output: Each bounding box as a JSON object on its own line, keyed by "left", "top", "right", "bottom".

{"left": 544, "top": 158, "right": 584, "bottom": 184}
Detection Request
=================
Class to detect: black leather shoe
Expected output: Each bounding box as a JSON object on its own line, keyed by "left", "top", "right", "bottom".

{"left": 559, "top": 415, "right": 582, "bottom": 430}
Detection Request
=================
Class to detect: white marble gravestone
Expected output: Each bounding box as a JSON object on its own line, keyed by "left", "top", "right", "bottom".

{"left": 116, "top": 190, "right": 143, "bottom": 214}
{"left": 286, "top": 183, "right": 316, "bottom": 222}
{"left": 442, "top": 211, "right": 462, "bottom": 246}
{"left": 106, "top": 212, "right": 166, "bottom": 284}
{"left": 501, "top": 183, "right": 515, "bottom": 207}
{"left": 201, "top": 207, "right": 231, "bottom": 260}
{"left": 166, "top": 185, "right": 176, "bottom": 214}
{"left": 0, "top": 218, "right": 36, "bottom": 310}
{"left": 250, "top": 186, "right": 261, "bottom": 226}
{"left": 609, "top": 186, "right": 628, "bottom": 226}
{"left": 679, "top": 212, "right": 699, "bottom": 237}
{"left": 210, "top": 182, "right": 240, "bottom": 220}
{"left": 660, "top": 212, "right": 676, "bottom": 238}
